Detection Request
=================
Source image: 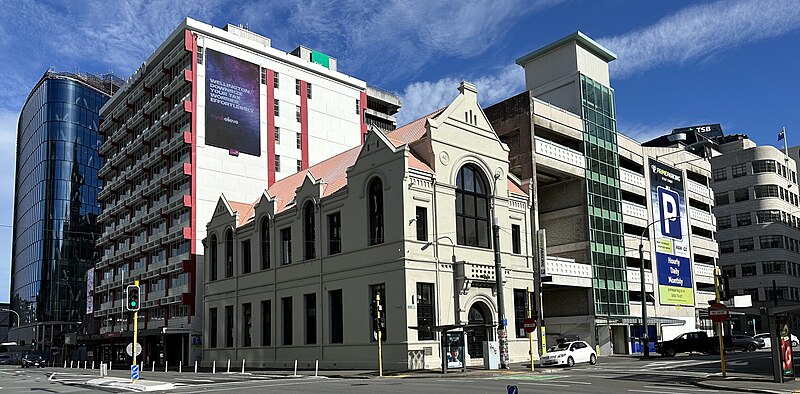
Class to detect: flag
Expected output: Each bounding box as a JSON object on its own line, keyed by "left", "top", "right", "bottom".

{"left": 778, "top": 129, "right": 785, "bottom": 141}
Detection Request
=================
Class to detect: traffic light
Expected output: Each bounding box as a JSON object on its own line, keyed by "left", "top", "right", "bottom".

{"left": 126, "top": 285, "right": 141, "bottom": 311}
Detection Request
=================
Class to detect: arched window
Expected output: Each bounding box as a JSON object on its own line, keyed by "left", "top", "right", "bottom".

{"left": 209, "top": 234, "right": 218, "bottom": 281}
{"left": 456, "top": 165, "right": 490, "bottom": 248}
{"left": 303, "top": 202, "right": 316, "bottom": 259}
{"left": 368, "top": 177, "right": 384, "bottom": 245}
{"left": 260, "top": 218, "right": 270, "bottom": 269}
{"left": 225, "top": 229, "right": 234, "bottom": 277}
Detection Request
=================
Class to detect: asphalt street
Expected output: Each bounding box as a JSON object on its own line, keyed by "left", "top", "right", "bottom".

{"left": 0, "top": 350, "right": 789, "bottom": 393}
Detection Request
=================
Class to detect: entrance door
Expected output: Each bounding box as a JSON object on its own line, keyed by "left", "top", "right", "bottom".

{"left": 467, "top": 303, "right": 489, "bottom": 358}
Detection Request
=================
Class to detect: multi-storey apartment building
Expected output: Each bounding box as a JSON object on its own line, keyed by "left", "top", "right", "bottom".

{"left": 203, "top": 82, "right": 536, "bottom": 370}
{"left": 486, "top": 32, "right": 718, "bottom": 355}
{"left": 92, "top": 18, "right": 401, "bottom": 367}
{"left": 10, "top": 70, "right": 117, "bottom": 361}
{"left": 709, "top": 134, "right": 800, "bottom": 331}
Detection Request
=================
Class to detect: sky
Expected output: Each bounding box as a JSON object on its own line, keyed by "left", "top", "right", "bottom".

{"left": 0, "top": 0, "right": 798, "bottom": 302}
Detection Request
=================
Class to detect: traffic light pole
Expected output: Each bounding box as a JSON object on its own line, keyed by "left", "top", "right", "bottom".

{"left": 132, "top": 280, "right": 139, "bottom": 382}
{"left": 376, "top": 292, "right": 383, "bottom": 377}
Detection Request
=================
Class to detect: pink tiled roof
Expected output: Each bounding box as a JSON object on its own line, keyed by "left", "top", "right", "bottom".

{"left": 508, "top": 178, "right": 526, "bottom": 196}
{"left": 227, "top": 200, "right": 256, "bottom": 227}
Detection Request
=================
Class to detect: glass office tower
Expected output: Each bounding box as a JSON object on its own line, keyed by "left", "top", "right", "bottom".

{"left": 9, "top": 71, "right": 117, "bottom": 355}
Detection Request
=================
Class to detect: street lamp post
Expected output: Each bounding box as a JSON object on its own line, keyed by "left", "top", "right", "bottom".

{"left": 491, "top": 173, "right": 509, "bottom": 369}
{"left": 0, "top": 308, "right": 20, "bottom": 328}
{"left": 638, "top": 217, "right": 677, "bottom": 358}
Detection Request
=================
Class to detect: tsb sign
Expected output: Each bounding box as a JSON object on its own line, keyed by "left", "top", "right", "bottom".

{"left": 657, "top": 186, "right": 681, "bottom": 239}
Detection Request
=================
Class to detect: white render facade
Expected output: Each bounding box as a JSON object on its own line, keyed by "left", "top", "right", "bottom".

{"left": 93, "top": 18, "right": 398, "bottom": 366}
{"left": 203, "top": 83, "right": 536, "bottom": 370}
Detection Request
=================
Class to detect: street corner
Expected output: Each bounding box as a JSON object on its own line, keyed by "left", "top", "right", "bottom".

{"left": 85, "top": 377, "right": 175, "bottom": 392}
{"left": 692, "top": 377, "right": 799, "bottom": 394}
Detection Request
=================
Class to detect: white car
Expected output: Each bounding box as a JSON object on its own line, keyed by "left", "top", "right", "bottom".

{"left": 754, "top": 333, "right": 799, "bottom": 348}
{"left": 539, "top": 340, "right": 597, "bottom": 367}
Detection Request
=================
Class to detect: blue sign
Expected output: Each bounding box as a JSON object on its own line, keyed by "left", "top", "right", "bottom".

{"left": 131, "top": 365, "right": 139, "bottom": 380}
{"left": 507, "top": 385, "right": 519, "bottom": 394}
{"left": 655, "top": 254, "right": 692, "bottom": 289}
{"left": 657, "top": 187, "right": 681, "bottom": 239}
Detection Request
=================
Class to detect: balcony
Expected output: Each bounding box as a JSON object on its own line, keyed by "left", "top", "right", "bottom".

{"left": 622, "top": 201, "right": 648, "bottom": 221}
{"left": 626, "top": 268, "right": 653, "bottom": 290}
{"left": 542, "top": 257, "right": 592, "bottom": 288}
{"left": 695, "top": 263, "right": 716, "bottom": 284}
{"left": 620, "top": 168, "right": 646, "bottom": 189}
{"left": 535, "top": 137, "right": 585, "bottom": 169}
{"left": 687, "top": 179, "right": 711, "bottom": 199}
{"left": 690, "top": 208, "right": 714, "bottom": 225}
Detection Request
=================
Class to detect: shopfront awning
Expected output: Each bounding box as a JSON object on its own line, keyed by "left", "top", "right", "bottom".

{"left": 595, "top": 315, "right": 687, "bottom": 326}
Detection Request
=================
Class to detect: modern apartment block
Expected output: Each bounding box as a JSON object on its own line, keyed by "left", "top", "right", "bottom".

{"left": 708, "top": 134, "right": 800, "bottom": 331}
{"left": 9, "top": 70, "right": 117, "bottom": 359}
{"left": 92, "top": 18, "right": 401, "bottom": 366}
{"left": 202, "top": 82, "right": 535, "bottom": 370}
{"left": 486, "top": 32, "right": 718, "bottom": 355}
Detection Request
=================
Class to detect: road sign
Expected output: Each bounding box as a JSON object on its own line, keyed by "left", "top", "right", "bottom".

{"left": 708, "top": 303, "right": 729, "bottom": 322}
{"left": 126, "top": 342, "right": 142, "bottom": 357}
{"left": 131, "top": 364, "right": 139, "bottom": 380}
{"left": 523, "top": 318, "right": 537, "bottom": 333}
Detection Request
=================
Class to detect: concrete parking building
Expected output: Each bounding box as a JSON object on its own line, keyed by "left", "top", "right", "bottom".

{"left": 91, "top": 18, "right": 400, "bottom": 367}
{"left": 203, "top": 82, "right": 536, "bottom": 370}
{"left": 486, "top": 32, "right": 718, "bottom": 355}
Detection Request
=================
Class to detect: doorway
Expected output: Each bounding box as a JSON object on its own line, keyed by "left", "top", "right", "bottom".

{"left": 467, "top": 302, "right": 491, "bottom": 358}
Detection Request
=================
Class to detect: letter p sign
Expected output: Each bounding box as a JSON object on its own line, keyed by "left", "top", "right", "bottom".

{"left": 657, "top": 187, "right": 681, "bottom": 239}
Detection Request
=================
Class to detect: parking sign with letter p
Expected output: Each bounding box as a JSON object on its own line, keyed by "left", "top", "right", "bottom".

{"left": 657, "top": 187, "right": 681, "bottom": 239}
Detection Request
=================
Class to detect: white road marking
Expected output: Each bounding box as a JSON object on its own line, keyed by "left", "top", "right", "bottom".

{"left": 518, "top": 382, "right": 572, "bottom": 387}
{"left": 628, "top": 390, "right": 663, "bottom": 393}
{"left": 556, "top": 380, "right": 592, "bottom": 385}
{"left": 645, "top": 385, "right": 716, "bottom": 392}
{"left": 177, "top": 379, "right": 325, "bottom": 393}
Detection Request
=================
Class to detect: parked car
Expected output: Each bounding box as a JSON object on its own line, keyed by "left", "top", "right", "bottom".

{"left": 754, "top": 333, "right": 800, "bottom": 348}
{"left": 0, "top": 354, "right": 12, "bottom": 365}
{"left": 21, "top": 354, "right": 44, "bottom": 368}
{"left": 540, "top": 340, "right": 597, "bottom": 367}
{"left": 731, "top": 335, "right": 764, "bottom": 351}
{"left": 656, "top": 331, "right": 733, "bottom": 357}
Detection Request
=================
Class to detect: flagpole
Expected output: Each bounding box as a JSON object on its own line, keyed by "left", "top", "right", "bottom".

{"left": 783, "top": 127, "right": 789, "bottom": 159}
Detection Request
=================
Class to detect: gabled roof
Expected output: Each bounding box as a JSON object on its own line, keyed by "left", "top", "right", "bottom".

{"left": 226, "top": 200, "right": 257, "bottom": 228}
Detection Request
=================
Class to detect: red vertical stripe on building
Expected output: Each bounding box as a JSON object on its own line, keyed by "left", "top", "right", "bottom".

{"left": 300, "top": 80, "right": 309, "bottom": 169}
{"left": 266, "top": 69, "right": 276, "bottom": 186}
{"left": 359, "top": 91, "right": 367, "bottom": 144}
{"left": 185, "top": 29, "right": 198, "bottom": 318}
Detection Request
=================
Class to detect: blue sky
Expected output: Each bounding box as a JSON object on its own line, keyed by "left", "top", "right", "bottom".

{"left": 0, "top": 0, "right": 798, "bottom": 302}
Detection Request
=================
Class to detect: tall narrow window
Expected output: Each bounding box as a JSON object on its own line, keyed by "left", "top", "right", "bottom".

{"left": 282, "top": 297, "right": 292, "bottom": 345}
{"left": 209, "top": 308, "right": 217, "bottom": 348}
{"left": 328, "top": 212, "right": 341, "bottom": 254}
{"left": 260, "top": 218, "right": 270, "bottom": 269}
{"left": 416, "top": 283, "right": 435, "bottom": 340}
{"left": 513, "top": 289, "right": 529, "bottom": 338}
{"left": 225, "top": 305, "right": 234, "bottom": 347}
{"left": 296, "top": 132, "right": 302, "bottom": 149}
{"left": 304, "top": 202, "right": 316, "bottom": 259}
{"left": 305, "top": 293, "right": 317, "bottom": 344}
{"left": 281, "top": 227, "right": 292, "bottom": 264}
{"left": 356, "top": 99, "right": 360, "bottom": 114}
{"left": 307, "top": 83, "right": 312, "bottom": 99}
{"left": 368, "top": 178, "right": 384, "bottom": 245}
{"left": 295, "top": 79, "right": 301, "bottom": 95}
{"left": 297, "top": 160, "right": 302, "bottom": 172}
{"left": 275, "top": 155, "right": 281, "bottom": 172}
{"left": 242, "top": 303, "right": 252, "bottom": 347}
{"left": 330, "top": 289, "right": 343, "bottom": 343}
{"left": 241, "top": 240, "right": 251, "bottom": 274}
{"left": 369, "top": 284, "right": 386, "bottom": 341}
{"left": 415, "top": 207, "right": 428, "bottom": 241}
{"left": 261, "top": 300, "right": 271, "bottom": 346}
{"left": 225, "top": 229, "right": 234, "bottom": 277}
{"left": 296, "top": 105, "right": 301, "bottom": 122}
{"left": 209, "top": 234, "right": 218, "bottom": 281}
{"left": 512, "top": 224, "right": 521, "bottom": 254}
{"left": 273, "top": 72, "right": 279, "bottom": 89}
{"left": 455, "top": 165, "right": 490, "bottom": 248}
{"left": 274, "top": 127, "right": 280, "bottom": 144}
{"left": 273, "top": 99, "right": 280, "bottom": 117}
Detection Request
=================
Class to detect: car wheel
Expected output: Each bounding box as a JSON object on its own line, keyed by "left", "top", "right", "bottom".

{"left": 589, "top": 354, "right": 597, "bottom": 365}
{"left": 748, "top": 343, "right": 758, "bottom": 352}
{"left": 793, "top": 340, "right": 798, "bottom": 347}
{"left": 567, "top": 357, "right": 575, "bottom": 367}
{"left": 665, "top": 348, "right": 676, "bottom": 357}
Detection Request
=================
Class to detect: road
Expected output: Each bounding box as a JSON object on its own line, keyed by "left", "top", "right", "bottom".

{"left": 0, "top": 350, "right": 788, "bottom": 393}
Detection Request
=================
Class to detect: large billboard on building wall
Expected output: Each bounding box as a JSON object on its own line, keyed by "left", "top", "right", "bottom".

{"left": 648, "top": 159, "right": 695, "bottom": 306}
{"left": 205, "top": 48, "right": 261, "bottom": 156}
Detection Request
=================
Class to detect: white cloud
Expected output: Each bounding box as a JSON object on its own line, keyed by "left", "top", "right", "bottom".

{"left": 396, "top": 65, "right": 525, "bottom": 125}
{"left": 599, "top": 0, "right": 800, "bottom": 78}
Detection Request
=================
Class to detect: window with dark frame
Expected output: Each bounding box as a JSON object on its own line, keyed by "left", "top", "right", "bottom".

{"left": 275, "top": 127, "right": 280, "bottom": 144}
{"left": 241, "top": 240, "right": 251, "bottom": 274}
{"left": 305, "top": 293, "right": 317, "bottom": 345}
{"left": 356, "top": 99, "right": 360, "bottom": 114}
{"left": 296, "top": 160, "right": 302, "bottom": 172}
{"left": 415, "top": 207, "right": 428, "bottom": 242}
{"left": 732, "top": 163, "right": 747, "bottom": 178}
{"left": 307, "top": 83, "right": 312, "bottom": 99}
{"left": 736, "top": 213, "right": 752, "bottom": 227}
{"left": 273, "top": 72, "right": 279, "bottom": 89}
{"left": 242, "top": 303, "right": 252, "bottom": 347}
{"left": 328, "top": 212, "right": 342, "bottom": 255}
{"left": 718, "top": 216, "right": 732, "bottom": 229}
{"left": 225, "top": 305, "right": 234, "bottom": 347}
{"left": 210, "top": 235, "right": 218, "bottom": 281}
{"left": 513, "top": 289, "right": 532, "bottom": 338}
{"left": 739, "top": 237, "right": 754, "bottom": 252}
{"left": 274, "top": 99, "right": 279, "bottom": 117}
{"left": 260, "top": 218, "right": 270, "bottom": 269}
{"left": 281, "top": 227, "right": 292, "bottom": 265}
{"left": 330, "top": 289, "right": 343, "bottom": 343}
{"left": 296, "top": 105, "right": 301, "bottom": 122}
{"left": 512, "top": 224, "right": 521, "bottom": 254}
{"left": 275, "top": 155, "right": 281, "bottom": 172}
{"left": 368, "top": 178, "right": 385, "bottom": 245}
{"left": 209, "top": 308, "right": 217, "bottom": 348}
{"left": 225, "top": 229, "right": 234, "bottom": 278}
{"left": 304, "top": 202, "right": 316, "bottom": 260}
{"left": 742, "top": 264, "right": 757, "bottom": 276}
{"left": 719, "top": 240, "right": 734, "bottom": 254}
{"left": 455, "top": 165, "right": 491, "bottom": 248}
{"left": 295, "top": 79, "right": 301, "bottom": 95}
{"left": 734, "top": 188, "right": 749, "bottom": 202}
{"left": 282, "top": 296, "right": 292, "bottom": 345}
{"left": 261, "top": 300, "right": 271, "bottom": 346}
{"left": 416, "top": 283, "right": 435, "bottom": 340}
{"left": 296, "top": 132, "right": 302, "bottom": 149}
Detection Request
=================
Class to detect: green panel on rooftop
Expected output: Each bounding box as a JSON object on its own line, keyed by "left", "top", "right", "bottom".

{"left": 311, "top": 50, "right": 330, "bottom": 69}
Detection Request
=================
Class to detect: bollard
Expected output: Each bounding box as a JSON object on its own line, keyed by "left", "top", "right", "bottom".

{"left": 92, "top": 361, "right": 95, "bottom": 370}
{"left": 294, "top": 360, "right": 298, "bottom": 377}
{"left": 227, "top": 359, "right": 230, "bottom": 373}
{"left": 315, "top": 360, "right": 319, "bottom": 377}
{"left": 152, "top": 361, "right": 155, "bottom": 372}
{"left": 213, "top": 360, "right": 216, "bottom": 374}
{"left": 70, "top": 361, "right": 74, "bottom": 369}
{"left": 179, "top": 360, "right": 182, "bottom": 373}
{"left": 84, "top": 361, "right": 87, "bottom": 369}
{"left": 109, "top": 362, "right": 112, "bottom": 370}
{"left": 64, "top": 360, "right": 67, "bottom": 368}
{"left": 241, "top": 359, "right": 245, "bottom": 374}
{"left": 195, "top": 360, "right": 198, "bottom": 373}
{"left": 165, "top": 361, "right": 168, "bottom": 373}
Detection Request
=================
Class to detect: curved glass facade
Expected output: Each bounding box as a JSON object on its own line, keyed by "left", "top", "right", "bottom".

{"left": 10, "top": 74, "right": 110, "bottom": 328}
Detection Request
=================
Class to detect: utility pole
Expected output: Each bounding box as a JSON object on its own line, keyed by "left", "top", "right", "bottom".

{"left": 493, "top": 216, "right": 509, "bottom": 369}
